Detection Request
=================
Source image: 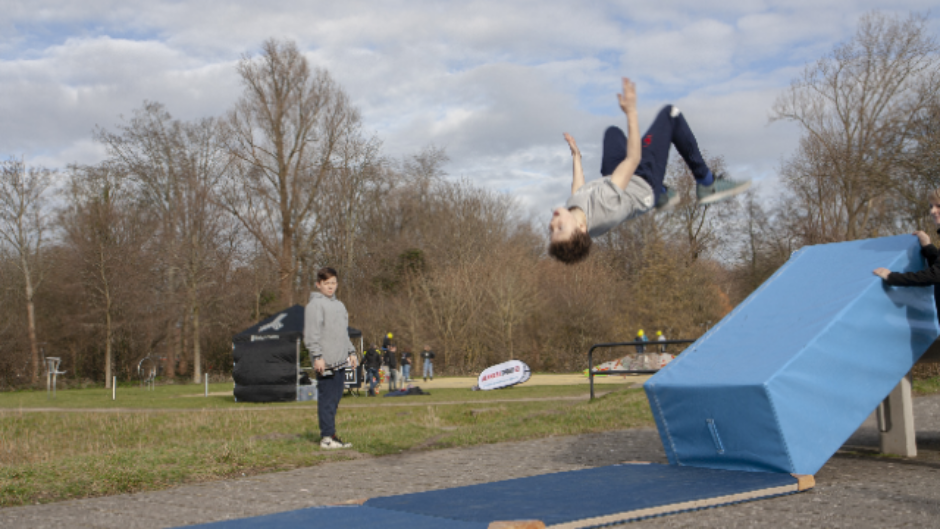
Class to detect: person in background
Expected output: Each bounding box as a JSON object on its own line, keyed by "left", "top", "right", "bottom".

{"left": 362, "top": 343, "right": 383, "bottom": 397}
{"left": 384, "top": 344, "right": 400, "bottom": 391}
{"left": 635, "top": 330, "right": 648, "bottom": 354}
{"left": 421, "top": 345, "right": 435, "bottom": 382}
{"left": 401, "top": 349, "right": 413, "bottom": 382}
{"left": 657, "top": 330, "right": 666, "bottom": 354}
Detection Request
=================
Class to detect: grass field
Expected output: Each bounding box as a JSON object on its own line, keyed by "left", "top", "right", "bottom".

{"left": 0, "top": 378, "right": 653, "bottom": 507}
{"left": 6, "top": 374, "right": 940, "bottom": 509}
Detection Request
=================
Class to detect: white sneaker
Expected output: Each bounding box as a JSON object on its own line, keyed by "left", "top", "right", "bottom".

{"left": 320, "top": 435, "right": 352, "bottom": 449}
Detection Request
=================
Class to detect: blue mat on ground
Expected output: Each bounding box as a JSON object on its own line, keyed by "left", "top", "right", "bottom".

{"left": 186, "top": 505, "right": 487, "bottom": 529}
{"left": 646, "top": 235, "right": 940, "bottom": 475}
{"left": 184, "top": 463, "right": 807, "bottom": 528}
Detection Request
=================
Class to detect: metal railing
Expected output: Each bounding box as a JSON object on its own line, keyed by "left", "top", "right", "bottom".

{"left": 587, "top": 339, "right": 695, "bottom": 400}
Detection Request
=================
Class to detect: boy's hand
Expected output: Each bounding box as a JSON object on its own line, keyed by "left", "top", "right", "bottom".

{"left": 873, "top": 267, "right": 891, "bottom": 280}
{"left": 618, "top": 77, "right": 637, "bottom": 114}
{"left": 313, "top": 357, "right": 326, "bottom": 374}
{"left": 563, "top": 133, "right": 581, "bottom": 158}
{"left": 565, "top": 132, "right": 585, "bottom": 193}
{"left": 914, "top": 230, "right": 931, "bottom": 247}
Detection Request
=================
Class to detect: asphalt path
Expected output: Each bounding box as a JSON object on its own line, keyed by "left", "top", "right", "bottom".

{"left": 3, "top": 392, "right": 940, "bottom": 528}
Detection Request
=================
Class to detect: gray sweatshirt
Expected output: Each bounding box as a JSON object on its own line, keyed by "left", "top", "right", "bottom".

{"left": 304, "top": 291, "right": 356, "bottom": 370}
{"left": 565, "top": 176, "right": 653, "bottom": 237}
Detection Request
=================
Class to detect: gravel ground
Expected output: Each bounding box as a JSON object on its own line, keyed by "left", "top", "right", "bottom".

{"left": 3, "top": 394, "right": 940, "bottom": 528}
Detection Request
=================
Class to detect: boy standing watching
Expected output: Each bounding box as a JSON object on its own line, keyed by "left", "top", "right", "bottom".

{"left": 549, "top": 77, "right": 750, "bottom": 264}
{"left": 401, "top": 349, "right": 413, "bottom": 382}
{"left": 384, "top": 344, "right": 400, "bottom": 391}
{"left": 362, "top": 344, "right": 382, "bottom": 396}
{"left": 421, "top": 345, "right": 435, "bottom": 382}
{"left": 305, "top": 267, "right": 358, "bottom": 449}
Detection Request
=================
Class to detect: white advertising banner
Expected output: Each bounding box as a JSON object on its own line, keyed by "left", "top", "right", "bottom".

{"left": 477, "top": 360, "right": 531, "bottom": 391}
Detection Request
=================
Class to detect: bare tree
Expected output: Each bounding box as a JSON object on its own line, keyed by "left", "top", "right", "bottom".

{"left": 727, "top": 191, "right": 795, "bottom": 300}
{"left": 772, "top": 11, "right": 940, "bottom": 242}
{"left": 0, "top": 158, "right": 52, "bottom": 383}
{"left": 308, "top": 121, "right": 384, "bottom": 288}
{"left": 896, "top": 99, "right": 940, "bottom": 234}
{"left": 660, "top": 155, "right": 737, "bottom": 261}
{"left": 484, "top": 246, "right": 541, "bottom": 361}
{"left": 222, "top": 38, "right": 364, "bottom": 307}
{"left": 62, "top": 163, "right": 154, "bottom": 387}
{"left": 97, "top": 102, "right": 233, "bottom": 381}
{"left": 417, "top": 258, "right": 488, "bottom": 372}
{"left": 174, "top": 118, "right": 236, "bottom": 381}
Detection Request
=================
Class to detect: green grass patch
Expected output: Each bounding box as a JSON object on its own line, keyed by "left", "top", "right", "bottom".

{"left": 913, "top": 375, "right": 940, "bottom": 396}
{"left": 0, "top": 383, "right": 653, "bottom": 507}
{"left": 0, "top": 382, "right": 242, "bottom": 410}
{"left": 0, "top": 377, "right": 633, "bottom": 410}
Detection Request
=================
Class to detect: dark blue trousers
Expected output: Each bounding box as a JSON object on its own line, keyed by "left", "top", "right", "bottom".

{"left": 316, "top": 368, "right": 346, "bottom": 438}
{"left": 601, "top": 105, "right": 712, "bottom": 199}
{"left": 366, "top": 367, "right": 380, "bottom": 395}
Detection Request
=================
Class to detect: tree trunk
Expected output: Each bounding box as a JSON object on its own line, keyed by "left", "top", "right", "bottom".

{"left": 22, "top": 255, "right": 40, "bottom": 384}
{"left": 25, "top": 289, "right": 39, "bottom": 385}
{"left": 279, "top": 229, "right": 294, "bottom": 307}
{"left": 178, "top": 315, "right": 188, "bottom": 376}
{"left": 192, "top": 303, "right": 202, "bottom": 382}
{"left": 105, "top": 300, "right": 113, "bottom": 389}
{"left": 164, "top": 267, "right": 176, "bottom": 379}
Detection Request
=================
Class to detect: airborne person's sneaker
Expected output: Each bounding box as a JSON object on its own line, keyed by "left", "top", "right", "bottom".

{"left": 655, "top": 187, "right": 680, "bottom": 210}
{"left": 320, "top": 435, "right": 352, "bottom": 449}
{"left": 696, "top": 173, "right": 751, "bottom": 205}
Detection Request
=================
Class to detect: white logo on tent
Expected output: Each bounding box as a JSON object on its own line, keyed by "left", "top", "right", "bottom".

{"left": 258, "top": 313, "right": 287, "bottom": 332}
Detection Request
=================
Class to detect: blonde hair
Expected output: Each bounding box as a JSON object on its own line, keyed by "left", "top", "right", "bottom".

{"left": 929, "top": 188, "right": 940, "bottom": 205}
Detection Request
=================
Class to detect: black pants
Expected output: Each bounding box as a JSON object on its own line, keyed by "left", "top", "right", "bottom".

{"left": 317, "top": 368, "right": 346, "bottom": 438}
{"left": 601, "top": 105, "right": 712, "bottom": 200}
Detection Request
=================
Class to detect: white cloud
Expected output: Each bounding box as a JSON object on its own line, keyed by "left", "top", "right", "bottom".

{"left": 1, "top": 0, "right": 936, "bottom": 224}
{"left": 0, "top": 36, "right": 240, "bottom": 166}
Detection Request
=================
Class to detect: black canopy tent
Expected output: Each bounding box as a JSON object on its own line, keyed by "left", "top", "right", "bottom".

{"left": 232, "top": 304, "right": 363, "bottom": 402}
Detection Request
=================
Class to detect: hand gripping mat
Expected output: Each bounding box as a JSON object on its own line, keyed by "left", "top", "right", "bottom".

{"left": 645, "top": 235, "right": 939, "bottom": 475}
{"left": 183, "top": 463, "right": 811, "bottom": 528}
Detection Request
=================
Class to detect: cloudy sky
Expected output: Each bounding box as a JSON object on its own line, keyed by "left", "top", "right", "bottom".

{"left": 2, "top": 1, "right": 937, "bottom": 222}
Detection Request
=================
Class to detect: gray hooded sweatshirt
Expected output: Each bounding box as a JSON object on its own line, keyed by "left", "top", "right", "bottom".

{"left": 304, "top": 291, "right": 356, "bottom": 370}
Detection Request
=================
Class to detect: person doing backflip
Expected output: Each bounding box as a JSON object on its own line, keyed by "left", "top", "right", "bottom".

{"left": 548, "top": 77, "right": 750, "bottom": 264}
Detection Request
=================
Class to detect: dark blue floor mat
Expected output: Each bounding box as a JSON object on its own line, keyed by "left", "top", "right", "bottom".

{"left": 182, "top": 463, "right": 810, "bottom": 528}
{"left": 186, "top": 504, "right": 488, "bottom": 529}
{"left": 366, "top": 463, "right": 802, "bottom": 526}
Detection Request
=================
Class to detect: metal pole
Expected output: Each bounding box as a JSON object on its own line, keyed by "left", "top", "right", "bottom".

{"left": 112, "top": 376, "right": 116, "bottom": 400}
{"left": 588, "top": 346, "right": 595, "bottom": 400}
{"left": 586, "top": 339, "right": 696, "bottom": 400}
{"left": 205, "top": 373, "right": 208, "bottom": 397}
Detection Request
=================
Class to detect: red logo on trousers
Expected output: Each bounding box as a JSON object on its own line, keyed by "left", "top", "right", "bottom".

{"left": 643, "top": 135, "right": 653, "bottom": 147}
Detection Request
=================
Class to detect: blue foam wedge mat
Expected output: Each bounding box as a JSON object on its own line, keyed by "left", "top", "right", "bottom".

{"left": 646, "top": 235, "right": 939, "bottom": 475}
{"left": 184, "top": 463, "right": 809, "bottom": 528}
